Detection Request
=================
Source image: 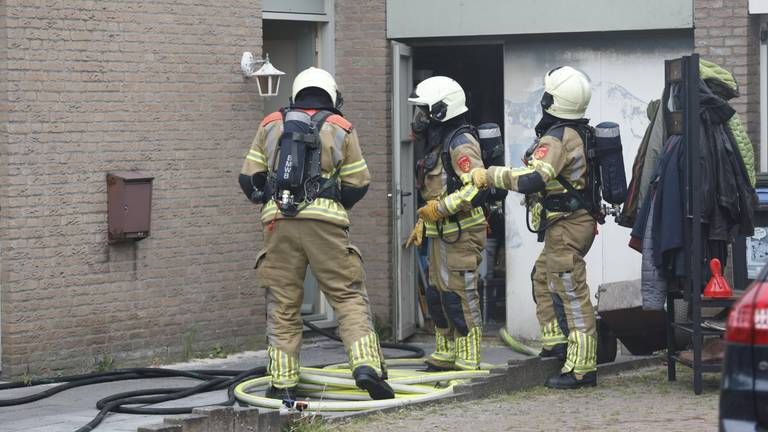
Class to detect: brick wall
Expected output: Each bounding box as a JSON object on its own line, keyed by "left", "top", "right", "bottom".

{"left": 0, "top": 1, "right": 265, "bottom": 377}
{"left": 334, "top": 0, "right": 392, "bottom": 322}
{"left": 694, "top": 0, "right": 761, "bottom": 148}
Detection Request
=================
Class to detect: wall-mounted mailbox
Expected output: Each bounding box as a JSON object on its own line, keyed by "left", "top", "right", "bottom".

{"left": 107, "top": 172, "right": 153, "bottom": 243}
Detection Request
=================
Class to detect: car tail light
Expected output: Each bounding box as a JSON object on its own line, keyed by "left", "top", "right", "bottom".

{"left": 756, "top": 282, "right": 768, "bottom": 345}
{"left": 725, "top": 282, "right": 766, "bottom": 344}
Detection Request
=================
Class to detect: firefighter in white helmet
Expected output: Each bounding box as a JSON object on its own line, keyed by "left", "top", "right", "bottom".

{"left": 470, "top": 66, "right": 599, "bottom": 389}
{"left": 239, "top": 66, "right": 394, "bottom": 400}
{"left": 405, "top": 76, "right": 487, "bottom": 371}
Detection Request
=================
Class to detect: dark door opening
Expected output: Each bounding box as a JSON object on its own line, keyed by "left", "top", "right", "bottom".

{"left": 413, "top": 44, "right": 504, "bottom": 134}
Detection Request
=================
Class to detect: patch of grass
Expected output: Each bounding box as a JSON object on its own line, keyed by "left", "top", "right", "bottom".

{"left": 94, "top": 353, "right": 115, "bottom": 372}
{"left": 205, "top": 344, "right": 235, "bottom": 359}
{"left": 21, "top": 372, "right": 33, "bottom": 386}
{"left": 284, "top": 415, "right": 329, "bottom": 432}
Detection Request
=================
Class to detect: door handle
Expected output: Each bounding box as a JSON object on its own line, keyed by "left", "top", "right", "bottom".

{"left": 400, "top": 191, "right": 412, "bottom": 215}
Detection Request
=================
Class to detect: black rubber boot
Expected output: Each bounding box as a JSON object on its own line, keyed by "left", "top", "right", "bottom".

{"left": 264, "top": 385, "right": 298, "bottom": 400}
{"left": 425, "top": 363, "right": 454, "bottom": 372}
{"left": 424, "top": 359, "right": 456, "bottom": 372}
{"left": 353, "top": 366, "right": 395, "bottom": 400}
{"left": 545, "top": 371, "right": 597, "bottom": 389}
{"left": 539, "top": 344, "right": 567, "bottom": 361}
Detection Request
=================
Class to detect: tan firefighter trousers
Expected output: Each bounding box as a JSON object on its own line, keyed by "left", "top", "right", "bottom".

{"left": 255, "top": 219, "right": 384, "bottom": 388}
{"left": 426, "top": 227, "right": 486, "bottom": 370}
{"left": 532, "top": 210, "right": 597, "bottom": 376}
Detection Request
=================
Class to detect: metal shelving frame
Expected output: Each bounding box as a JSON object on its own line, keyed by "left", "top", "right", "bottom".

{"left": 663, "top": 54, "right": 736, "bottom": 394}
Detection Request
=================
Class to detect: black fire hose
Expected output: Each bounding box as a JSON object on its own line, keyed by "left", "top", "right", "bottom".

{"left": 0, "top": 320, "right": 425, "bottom": 432}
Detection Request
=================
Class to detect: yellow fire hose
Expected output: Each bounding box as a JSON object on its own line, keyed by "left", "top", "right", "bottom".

{"left": 234, "top": 365, "right": 490, "bottom": 411}
{"left": 233, "top": 328, "right": 537, "bottom": 412}
{"left": 498, "top": 327, "right": 539, "bottom": 357}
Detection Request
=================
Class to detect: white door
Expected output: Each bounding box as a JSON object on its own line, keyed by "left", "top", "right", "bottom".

{"left": 392, "top": 41, "right": 417, "bottom": 341}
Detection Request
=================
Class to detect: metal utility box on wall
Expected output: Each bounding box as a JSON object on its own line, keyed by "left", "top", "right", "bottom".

{"left": 107, "top": 172, "right": 153, "bottom": 242}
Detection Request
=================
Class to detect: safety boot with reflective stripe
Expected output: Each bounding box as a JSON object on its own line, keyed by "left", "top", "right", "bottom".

{"left": 267, "top": 346, "right": 300, "bottom": 388}
{"left": 454, "top": 327, "right": 482, "bottom": 370}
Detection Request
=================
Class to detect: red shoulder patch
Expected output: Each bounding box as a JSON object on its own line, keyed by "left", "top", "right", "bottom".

{"left": 457, "top": 155, "right": 472, "bottom": 173}
{"left": 261, "top": 111, "right": 282, "bottom": 127}
{"left": 533, "top": 146, "right": 549, "bottom": 160}
{"left": 326, "top": 114, "right": 353, "bottom": 131}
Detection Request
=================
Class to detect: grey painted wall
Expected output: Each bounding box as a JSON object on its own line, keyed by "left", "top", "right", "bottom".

{"left": 387, "top": 0, "right": 693, "bottom": 39}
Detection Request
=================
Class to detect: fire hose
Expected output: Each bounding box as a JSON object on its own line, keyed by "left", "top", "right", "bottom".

{"left": 0, "top": 320, "right": 493, "bottom": 431}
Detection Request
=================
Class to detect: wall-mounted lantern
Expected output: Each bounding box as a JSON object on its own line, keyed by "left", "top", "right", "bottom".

{"left": 240, "top": 52, "right": 285, "bottom": 97}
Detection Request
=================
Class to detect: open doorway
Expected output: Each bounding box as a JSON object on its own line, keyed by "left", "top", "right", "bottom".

{"left": 412, "top": 44, "right": 505, "bottom": 132}
{"left": 263, "top": 18, "right": 334, "bottom": 325}
{"left": 392, "top": 42, "right": 506, "bottom": 340}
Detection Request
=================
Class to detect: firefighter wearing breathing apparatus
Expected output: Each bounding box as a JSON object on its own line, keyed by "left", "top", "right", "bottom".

{"left": 405, "top": 76, "right": 486, "bottom": 372}
{"left": 471, "top": 66, "right": 599, "bottom": 389}
{"left": 239, "top": 67, "right": 394, "bottom": 400}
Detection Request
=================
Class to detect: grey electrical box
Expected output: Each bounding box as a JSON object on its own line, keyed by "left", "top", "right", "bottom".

{"left": 107, "top": 172, "right": 153, "bottom": 242}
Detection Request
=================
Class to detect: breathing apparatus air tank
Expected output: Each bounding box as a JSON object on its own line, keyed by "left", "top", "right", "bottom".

{"left": 593, "top": 122, "right": 627, "bottom": 205}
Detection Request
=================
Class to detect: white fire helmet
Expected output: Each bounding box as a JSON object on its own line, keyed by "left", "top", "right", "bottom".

{"left": 292, "top": 67, "right": 338, "bottom": 106}
{"left": 541, "top": 66, "right": 591, "bottom": 120}
{"left": 408, "top": 76, "right": 468, "bottom": 122}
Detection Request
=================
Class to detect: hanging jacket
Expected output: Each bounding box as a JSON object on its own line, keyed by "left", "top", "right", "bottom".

{"left": 699, "top": 79, "right": 756, "bottom": 240}
{"left": 640, "top": 196, "right": 667, "bottom": 311}
{"left": 620, "top": 99, "right": 662, "bottom": 228}
{"left": 623, "top": 59, "right": 756, "bottom": 231}
{"left": 699, "top": 59, "right": 756, "bottom": 186}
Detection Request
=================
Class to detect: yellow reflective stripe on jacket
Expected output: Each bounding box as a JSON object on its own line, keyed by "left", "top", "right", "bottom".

{"left": 261, "top": 198, "right": 349, "bottom": 226}
{"left": 545, "top": 180, "right": 567, "bottom": 193}
{"left": 531, "top": 158, "right": 556, "bottom": 180}
{"left": 339, "top": 159, "right": 367, "bottom": 177}
{"left": 247, "top": 149, "right": 267, "bottom": 165}
{"left": 491, "top": 166, "right": 535, "bottom": 190}
{"left": 424, "top": 207, "right": 485, "bottom": 237}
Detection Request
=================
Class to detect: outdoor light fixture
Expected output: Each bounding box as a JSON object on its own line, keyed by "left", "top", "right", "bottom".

{"left": 240, "top": 52, "right": 285, "bottom": 97}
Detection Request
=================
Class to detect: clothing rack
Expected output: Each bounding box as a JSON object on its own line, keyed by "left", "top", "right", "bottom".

{"left": 663, "top": 54, "right": 736, "bottom": 394}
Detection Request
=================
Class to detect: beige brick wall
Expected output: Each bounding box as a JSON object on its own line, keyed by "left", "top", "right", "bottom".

{"left": 694, "top": 0, "right": 762, "bottom": 148}
{"left": 0, "top": 1, "right": 265, "bottom": 377}
{"left": 335, "top": 0, "right": 392, "bottom": 322}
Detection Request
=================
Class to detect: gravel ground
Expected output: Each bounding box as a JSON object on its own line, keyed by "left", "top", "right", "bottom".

{"left": 297, "top": 366, "right": 720, "bottom": 432}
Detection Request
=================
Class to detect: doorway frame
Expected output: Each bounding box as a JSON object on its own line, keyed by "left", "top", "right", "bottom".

{"left": 389, "top": 38, "right": 507, "bottom": 339}
{"left": 262, "top": 0, "right": 338, "bottom": 328}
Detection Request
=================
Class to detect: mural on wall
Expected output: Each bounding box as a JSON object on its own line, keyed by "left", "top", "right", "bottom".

{"left": 503, "top": 34, "right": 693, "bottom": 338}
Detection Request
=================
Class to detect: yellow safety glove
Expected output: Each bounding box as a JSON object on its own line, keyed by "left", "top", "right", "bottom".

{"left": 405, "top": 218, "right": 424, "bottom": 248}
{"left": 417, "top": 200, "right": 444, "bottom": 223}
{"left": 470, "top": 168, "right": 489, "bottom": 189}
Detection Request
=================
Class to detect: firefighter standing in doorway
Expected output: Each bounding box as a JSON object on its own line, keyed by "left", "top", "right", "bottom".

{"left": 405, "top": 76, "right": 487, "bottom": 371}
{"left": 470, "top": 66, "right": 599, "bottom": 389}
{"left": 239, "top": 67, "right": 394, "bottom": 400}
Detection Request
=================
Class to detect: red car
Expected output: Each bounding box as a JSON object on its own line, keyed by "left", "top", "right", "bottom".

{"left": 719, "top": 272, "right": 768, "bottom": 431}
